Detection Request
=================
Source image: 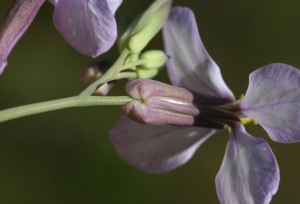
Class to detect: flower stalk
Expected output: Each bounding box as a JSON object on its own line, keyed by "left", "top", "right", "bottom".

{"left": 79, "top": 48, "right": 130, "bottom": 96}
{"left": 0, "top": 95, "right": 135, "bottom": 123}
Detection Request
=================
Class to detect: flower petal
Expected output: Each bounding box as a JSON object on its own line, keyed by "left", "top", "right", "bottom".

{"left": 162, "top": 7, "right": 234, "bottom": 101}
{"left": 109, "top": 115, "right": 216, "bottom": 173}
{"left": 0, "top": 0, "right": 45, "bottom": 74}
{"left": 106, "top": 0, "right": 123, "bottom": 14}
{"left": 52, "top": 0, "right": 118, "bottom": 57}
{"left": 216, "top": 124, "right": 279, "bottom": 204}
{"left": 239, "top": 63, "right": 300, "bottom": 143}
{"left": 50, "top": 0, "right": 119, "bottom": 10}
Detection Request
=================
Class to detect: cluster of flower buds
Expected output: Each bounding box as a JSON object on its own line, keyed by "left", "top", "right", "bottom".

{"left": 121, "top": 50, "right": 168, "bottom": 79}
{"left": 137, "top": 50, "right": 168, "bottom": 78}
{"left": 79, "top": 0, "right": 172, "bottom": 95}
{"left": 115, "top": 0, "right": 171, "bottom": 80}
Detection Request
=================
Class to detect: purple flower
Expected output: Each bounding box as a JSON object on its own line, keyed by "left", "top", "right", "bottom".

{"left": 0, "top": 0, "right": 122, "bottom": 74}
{"left": 110, "top": 6, "right": 300, "bottom": 203}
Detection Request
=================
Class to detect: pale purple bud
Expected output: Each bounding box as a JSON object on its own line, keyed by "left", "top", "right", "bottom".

{"left": 0, "top": 0, "right": 46, "bottom": 74}
{"left": 80, "top": 60, "right": 114, "bottom": 96}
{"left": 123, "top": 79, "right": 239, "bottom": 129}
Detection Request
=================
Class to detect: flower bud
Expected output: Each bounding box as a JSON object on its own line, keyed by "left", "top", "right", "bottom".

{"left": 136, "top": 50, "right": 168, "bottom": 78}
{"left": 118, "top": 0, "right": 172, "bottom": 53}
{"left": 136, "top": 69, "right": 159, "bottom": 79}
{"left": 139, "top": 50, "right": 168, "bottom": 69}
{"left": 80, "top": 60, "right": 114, "bottom": 95}
{"left": 123, "top": 79, "right": 239, "bottom": 128}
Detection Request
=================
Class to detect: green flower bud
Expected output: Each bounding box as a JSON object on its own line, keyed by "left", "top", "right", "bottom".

{"left": 139, "top": 50, "right": 168, "bottom": 69}
{"left": 137, "top": 68, "right": 159, "bottom": 79}
{"left": 118, "top": 0, "right": 172, "bottom": 53}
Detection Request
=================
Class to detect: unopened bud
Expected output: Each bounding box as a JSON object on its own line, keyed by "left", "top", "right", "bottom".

{"left": 136, "top": 50, "right": 168, "bottom": 78}
{"left": 136, "top": 69, "right": 159, "bottom": 79}
{"left": 139, "top": 50, "right": 168, "bottom": 69}
{"left": 118, "top": 0, "right": 172, "bottom": 53}
{"left": 123, "top": 79, "right": 239, "bottom": 128}
{"left": 80, "top": 60, "right": 114, "bottom": 95}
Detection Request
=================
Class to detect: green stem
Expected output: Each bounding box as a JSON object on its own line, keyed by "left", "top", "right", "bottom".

{"left": 0, "top": 96, "right": 134, "bottom": 123}
{"left": 79, "top": 48, "right": 130, "bottom": 96}
{"left": 116, "top": 59, "right": 147, "bottom": 72}
{"left": 110, "top": 72, "right": 137, "bottom": 81}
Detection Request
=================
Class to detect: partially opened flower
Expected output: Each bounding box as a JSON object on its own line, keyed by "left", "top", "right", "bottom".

{"left": 0, "top": 0, "right": 122, "bottom": 74}
{"left": 110, "top": 6, "right": 300, "bottom": 203}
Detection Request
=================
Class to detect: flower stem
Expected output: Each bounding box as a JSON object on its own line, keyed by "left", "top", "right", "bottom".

{"left": 79, "top": 48, "right": 130, "bottom": 96}
{"left": 0, "top": 95, "right": 134, "bottom": 123}
{"left": 116, "top": 59, "right": 147, "bottom": 72}
{"left": 110, "top": 72, "right": 137, "bottom": 80}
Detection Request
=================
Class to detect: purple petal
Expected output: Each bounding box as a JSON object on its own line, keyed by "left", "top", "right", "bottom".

{"left": 162, "top": 7, "right": 234, "bottom": 101}
{"left": 216, "top": 124, "right": 279, "bottom": 204}
{"left": 109, "top": 115, "right": 216, "bottom": 173}
{"left": 52, "top": 0, "right": 118, "bottom": 57}
{"left": 239, "top": 63, "right": 300, "bottom": 143}
{"left": 0, "top": 0, "right": 45, "bottom": 74}
{"left": 106, "top": 0, "right": 123, "bottom": 14}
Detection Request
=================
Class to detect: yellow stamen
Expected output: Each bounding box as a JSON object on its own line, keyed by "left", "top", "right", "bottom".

{"left": 240, "top": 117, "right": 257, "bottom": 125}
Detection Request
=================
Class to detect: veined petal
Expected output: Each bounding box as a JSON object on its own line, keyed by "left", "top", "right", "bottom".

{"left": 239, "top": 63, "right": 300, "bottom": 143}
{"left": 216, "top": 124, "right": 279, "bottom": 204}
{"left": 109, "top": 115, "right": 216, "bottom": 173}
{"left": 0, "top": 0, "right": 45, "bottom": 74}
{"left": 52, "top": 0, "right": 118, "bottom": 57}
{"left": 162, "top": 7, "right": 234, "bottom": 101}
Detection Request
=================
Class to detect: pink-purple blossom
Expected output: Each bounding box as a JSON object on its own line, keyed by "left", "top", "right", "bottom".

{"left": 110, "top": 6, "right": 300, "bottom": 203}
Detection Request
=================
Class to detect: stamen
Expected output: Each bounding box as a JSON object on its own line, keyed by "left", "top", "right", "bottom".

{"left": 240, "top": 117, "right": 257, "bottom": 125}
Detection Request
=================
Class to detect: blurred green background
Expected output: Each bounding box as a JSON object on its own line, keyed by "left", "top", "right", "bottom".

{"left": 1, "top": 0, "right": 300, "bottom": 203}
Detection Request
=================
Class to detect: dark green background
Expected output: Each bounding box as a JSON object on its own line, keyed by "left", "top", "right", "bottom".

{"left": 1, "top": 0, "right": 300, "bottom": 203}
